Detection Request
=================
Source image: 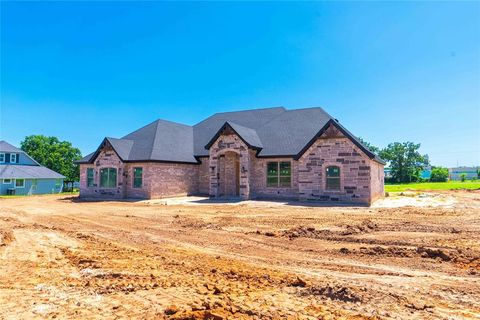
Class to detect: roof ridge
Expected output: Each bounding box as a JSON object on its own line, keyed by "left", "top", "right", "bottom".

{"left": 149, "top": 120, "right": 161, "bottom": 159}
{"left": 211, "top": 106, "right": 285, "bottom": 116}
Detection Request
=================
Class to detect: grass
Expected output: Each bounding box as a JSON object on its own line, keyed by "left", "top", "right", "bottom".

{"left": 385, "top": 180, "right": 480, "bottom": 192}
{"left": 0, "top": 191, "right": 79, "bottom": 199}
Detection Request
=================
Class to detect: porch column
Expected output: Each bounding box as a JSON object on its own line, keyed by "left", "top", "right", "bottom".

{"left": 209, "top": 154, "right": 219, "bottom": 197}
{"left": 239, "top": 147, "right": 250, "bottom": 200}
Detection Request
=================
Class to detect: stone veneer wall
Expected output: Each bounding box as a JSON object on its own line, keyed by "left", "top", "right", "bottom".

{"left": 297, "top": 125, "right": 376, "bottom": 204}
{"left": 208, "top": 129, "right": 251, "bottom": 199}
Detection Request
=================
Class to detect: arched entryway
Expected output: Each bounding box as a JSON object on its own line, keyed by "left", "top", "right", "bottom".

{"left": 217, "top": 151, "right": 240, "bottom": 197}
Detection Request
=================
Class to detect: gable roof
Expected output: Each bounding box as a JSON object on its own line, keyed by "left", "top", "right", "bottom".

{"left": 77, "top": 107, "right": 385, "bottom": 165}
{"left": 0, "top": 140, "right": 23, "bottom": 153}
{"left": 0, "top": 140, "right": 66, "bottom": 179}
{"left": 205, "top": 122, "right": 263, "bottom": 150}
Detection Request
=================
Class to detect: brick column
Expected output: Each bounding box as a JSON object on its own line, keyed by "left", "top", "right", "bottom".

{"left": 209, "top": 155, "right": 219, "bottom": 197}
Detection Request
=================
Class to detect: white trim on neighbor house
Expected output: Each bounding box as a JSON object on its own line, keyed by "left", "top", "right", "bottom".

{"left": 10, "top": 153, "right": 17, "bottom": 163}
{"left": 2, "top": 179, "right": 12, "bottom": 184}
{"left": 0, "top": 153, "right": 5, "bottom": 163}
{"left": 15, "top": 178, "right": 25, "bottom": 188}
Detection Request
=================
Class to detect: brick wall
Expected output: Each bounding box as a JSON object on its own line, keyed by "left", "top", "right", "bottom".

{"left": 250, "top": 155, "right": 299, "bottom": 199}
{"left": 79, "top": 144, "right": 125, "bottom": 199}
{"left": 197, "top": 157, "right": 210, "bottom": 195}
{"left": 80, "top": 124, "right": 384, "bottom": 204}
{"left": 80, "top": 142, "right": 199, "bottom": 199}
{"left": 297, "top": 124, "right": 378, "bottom": 204}
{"left": 144, "top": 162, "right": 199, "bottom": 198}
{"left": 370, "top": 160, "right": 385, "bottom": 203}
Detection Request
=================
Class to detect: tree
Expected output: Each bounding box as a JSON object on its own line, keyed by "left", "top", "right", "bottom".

{"left": 430, "top": 166, "right": 449, "bottom": 182}
{"left": 460, "top": 173, "right": 467, "bottom": 182}
{"left": 379, "top": 142, "right": 429, "bottom": 183}
{"left": 358, "top": 137, "right": 380, "bottom": 154}
{"left": 20, "top": 135, "right": 82, "bottom": 181}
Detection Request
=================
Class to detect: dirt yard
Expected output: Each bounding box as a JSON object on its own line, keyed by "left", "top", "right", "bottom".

{"left": 1, "top": 191, "right": 479, "bottom": 319}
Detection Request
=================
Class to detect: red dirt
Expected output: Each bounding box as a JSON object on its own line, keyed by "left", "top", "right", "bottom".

{"left": 0, "top": 191, "right": 479, "bottom": 319}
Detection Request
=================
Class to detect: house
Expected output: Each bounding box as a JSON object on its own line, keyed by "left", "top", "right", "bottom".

{"left": 449, "top": 166, "right": 479, "bottom": 181}
{"left": 0, "top": 141, "right": 65, "bottom": 195}
{"left": 77, "top": 107, "right": 385, "bottom": 205}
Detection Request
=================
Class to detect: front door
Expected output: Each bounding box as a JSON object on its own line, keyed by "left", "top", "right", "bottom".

{"left": 219, "top": 151, "right": 240, "bottom": 197}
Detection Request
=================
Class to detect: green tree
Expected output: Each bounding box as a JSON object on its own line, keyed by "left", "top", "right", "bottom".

{"left": 430, "top": 166, "right": 449, "bottom": 182}
{"left": 20, "top": 135, "right": 82, "bottom": 181}
{"left": 358, "top": 137, "right": 380, "bottom": 154}
{"left": 460, "top": 173, "right": 467, "bottom": 182}
{"left": 379, "top": 142, "right": 429, "bottom": 183}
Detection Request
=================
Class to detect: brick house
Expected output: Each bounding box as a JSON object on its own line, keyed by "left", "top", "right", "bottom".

{"left": 77, "top": 107, "right": 385, "bottom": 205}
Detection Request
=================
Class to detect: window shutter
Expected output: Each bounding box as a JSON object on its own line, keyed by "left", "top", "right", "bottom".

{"left": 16, "top": 154, "right": 19, "bottom": 163}
{"left": 5, "top": 153, "right": 10, "bottom": 163}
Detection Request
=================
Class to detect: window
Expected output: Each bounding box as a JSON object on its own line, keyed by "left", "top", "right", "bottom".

{"left": 133, "top": 167, "right": 143, "bottom": 188}
{"left": 15, "top": 179, "right": 25, "bottom": 188}
{"left": 32, "top": 179, "right": 38, "bottom": 190}
{"left": 10, "top": 154, "right": 17, "bottom": 163}
{"left": 0, "top": 153, "right": 4, "bottom": 163}
{"left": 326, "top": 166, "right": 341, "bottom": 190}
{"left": 100, "top": 168, "right": 117, "bottom": 188}
{"left": 87, "top": 168, "right": 94, "bottom": 187}
{"left": 3, "top": 179, "right": 12, "bottom": 184}
{"left": 55, "top": 179, "right": 62, "bottom": 188}
{"left": 267, "top": 161, "right": 291, "bottom": 187}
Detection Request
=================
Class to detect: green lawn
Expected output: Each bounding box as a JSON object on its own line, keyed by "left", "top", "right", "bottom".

{"left": 385, "top": 180, "right": 480, "bottom": 192}
{"left": 0, "top": 191, "right": 79, "bottom": 199}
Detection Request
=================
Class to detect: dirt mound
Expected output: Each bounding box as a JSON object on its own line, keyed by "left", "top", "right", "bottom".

{"left": 341, "top": 220, "right": 379, "bottom": 235}
{"left": 300, "top": 284, "right": 363, "bottom": 303}
{"left": 173, "top": 216, "right": 220, "bottom": 230}
{"left": 339, "top": 245, "right": 480, "bottom": 266}
{"left": 277, "top": 220, "right": 379, "bottom": 240}
{"left": 0, "top": 230, "right": 14, "bottom": 247}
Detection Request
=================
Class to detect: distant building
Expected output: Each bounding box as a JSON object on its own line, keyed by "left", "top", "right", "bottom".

{"left": 0, "top": 141, "right": 65, "bottom": 195}
{"left": 449, "top": 166, "right": 479, "bottom": 180}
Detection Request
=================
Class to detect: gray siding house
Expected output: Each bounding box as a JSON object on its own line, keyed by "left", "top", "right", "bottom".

{"left": 0, "top": 141, "right": 65, "bottom": 195}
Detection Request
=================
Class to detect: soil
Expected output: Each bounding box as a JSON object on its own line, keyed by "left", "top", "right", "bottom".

{"left": 0, "top": 190, "right": 479, "bottom": 319}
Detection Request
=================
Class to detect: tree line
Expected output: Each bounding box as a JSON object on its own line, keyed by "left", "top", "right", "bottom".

{"left": 359, "top": 138, "right": 450, "bottom": 183}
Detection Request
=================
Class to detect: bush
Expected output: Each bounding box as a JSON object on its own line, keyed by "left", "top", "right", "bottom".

{"left": 460, "top": 173, "right": 467, "bottom": 182}
{"left": 430, "top": 167, "right": 449, "bottom": 182}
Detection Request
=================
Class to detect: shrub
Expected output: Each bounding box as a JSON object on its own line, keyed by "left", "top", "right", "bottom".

{"left": 430, "top": 167, "right": 449, "bottom": 182}
{"left": 460, "top": 173, "right": 467, "bottom": 182}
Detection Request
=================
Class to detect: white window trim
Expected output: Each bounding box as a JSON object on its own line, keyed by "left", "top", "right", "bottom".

{"left": 15, "top": 178, "right": 25, "bottom": 188}
{"left": 0, "top": 153, "right": 5, "bottom": 163}
{"left": 3, "top": 179, "right": 12, "bottom": 184}
{"left": 10, "top": 154, "right": 17, "bottom": 163}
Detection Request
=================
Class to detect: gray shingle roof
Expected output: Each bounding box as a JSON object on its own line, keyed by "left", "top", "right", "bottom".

{"left": 0, "top": 140, "right": 23, "bottom": 153}
{"left": 0, "top": 165, "right": 65, "bottom": 179}
{"left": 77, "top": 107, "right": 384, "bottom": 164}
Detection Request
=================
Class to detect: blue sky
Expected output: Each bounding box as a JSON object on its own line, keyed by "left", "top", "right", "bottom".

{"left": 1, "top": 1, "right": 479, "bottom": 167}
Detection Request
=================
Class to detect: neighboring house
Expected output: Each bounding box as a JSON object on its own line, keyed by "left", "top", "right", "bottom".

{"left": 449, "top": 166, "right": 479, "bottom": 180}
{"left": 77, "top": 107, "right": 385, "bottom": 205}
{"left": 0, "top": 141, "right": 65, "bottom": 195}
